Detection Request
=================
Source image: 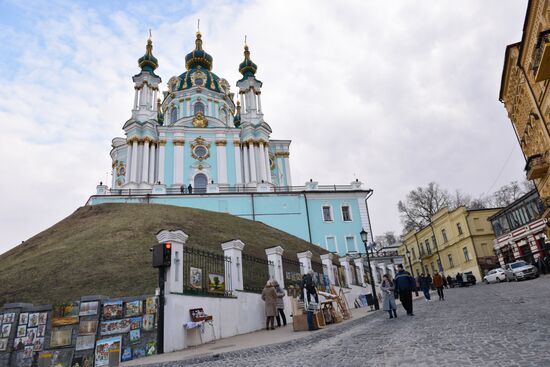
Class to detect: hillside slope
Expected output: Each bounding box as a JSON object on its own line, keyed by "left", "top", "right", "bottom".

{"left": 0, "top": 203, "right": 327, "bottom": 305}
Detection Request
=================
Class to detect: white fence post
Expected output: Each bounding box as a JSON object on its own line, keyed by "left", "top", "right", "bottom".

{"left": 221, "top": 240, "right": 246, "bottom": 291}
{"left": 353, "top": 257, "right": 366, "bottom": 287}
{"left": 297, "top": 251, "right": 313, "bottom": 274}
{"left": 339, "top": 256, "right": 351, "bottom": 287}
{"left": 265, "top": 246, "right": 285, "bottom": 288}
{"left": 156, "top": 229, "right": 189, "bottom": 294}
{"left": 320, "top": 253, "right": 335, "bottom": 286}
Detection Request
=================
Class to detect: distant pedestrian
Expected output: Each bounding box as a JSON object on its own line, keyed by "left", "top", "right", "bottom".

{"left": 419, "top": 273, "right": 431, "bottom": 302}
{"left": 537, "top": 256, "right": 547, "bottom": 275}
{"left": 394, "top": 264, "right": 416, "bottom": 316}
{"left": 273, "top": 280, "right": 287, "bottom": 327}
{"left": 302, "top": 270, "right": 319, "bottom": 304}
{"left": 180, "top": 185, "right": 184, "bottom": 194}
{"left": 187, "top": 184, "right": 193, "bottom": 194}
{"left": 456, "top": 273, "right": 464, "bottom": 287}
{"left": 380, "top": 274, "right": 397, "bottom": 319}
{"left": 261, "top": 280, "right": 277, "bottom": 330}
{"left": 446, "top": 275, "right": 453, "bottom": 288}
{"left": 442, "top": 274, "right": 448, "bottom": 289}
{"left": 433, "top": 271, "right": 445, "bottom": 301}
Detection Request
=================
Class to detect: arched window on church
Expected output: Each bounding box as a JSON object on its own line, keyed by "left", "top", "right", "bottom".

{"left": 194, "top": 102, "right": 205, "bottom": 116}
{"left": 220, "top": 108, "right": 228, "bottom": 124}
{"left": 171, "top": 108, "right": 178, "bottom": 123}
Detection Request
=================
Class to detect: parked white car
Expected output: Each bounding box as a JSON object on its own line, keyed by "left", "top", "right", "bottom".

{"left": 483, "top": 268, "right": 507, "bottom": 284}
{"left": 503, "top": 261, "right": 539, "bottom": 281}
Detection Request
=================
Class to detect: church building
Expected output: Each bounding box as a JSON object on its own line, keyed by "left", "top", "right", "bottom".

{"left": 88, "top": 31, "right": 375, "bottom": 255}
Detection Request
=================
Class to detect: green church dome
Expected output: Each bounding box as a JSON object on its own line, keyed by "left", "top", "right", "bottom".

{"left": 138, "top": 38, "right": 158, "bottom": 73}
{"left": 239, "top": 45, "right": 257, "bottom": 78}
{"left": 185, "top": 32, "right": 213, "bottom": 71}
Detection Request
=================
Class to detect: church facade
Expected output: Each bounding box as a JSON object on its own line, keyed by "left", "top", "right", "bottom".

{"left": 88, "top": 31, "right": 374, "bottom": 255}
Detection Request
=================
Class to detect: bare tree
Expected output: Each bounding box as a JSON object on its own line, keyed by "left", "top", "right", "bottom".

{"left": 397, "top": 182, "right": 450, "bottom": 232}
{"left": 491, "top": 180, "right": 529, "bottom": 207}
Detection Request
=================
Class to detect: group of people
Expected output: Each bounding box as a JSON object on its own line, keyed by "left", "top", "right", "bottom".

{"left": 379, "top": 264, "right": 448, "bottom": 319}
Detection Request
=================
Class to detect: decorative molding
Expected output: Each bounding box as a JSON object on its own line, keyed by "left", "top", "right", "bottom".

{"left": 158, "top": 140, "right": 167, "bottom": 146}
{"left": 265, "top": 246, "right": 284, "bottom": 256}
{"left": 233, "top": 140, "right": 242, "bottom": 147}
{"left": 192, "top": 112, "right": 208, "bottom": 128}
{"left": 156, "top": 229, "right": 189, "bottom": 244}
{"left": 173, "top": 139, "right": 185, "bottom": 146}
{"left": 191, "top": 136, "right": 211, "bottom": 161}
{"left": 215, "top": 140, "right": 227, "bottom": 146}
{"left": 275, "top": 151, "right": 290, "bottom": 158}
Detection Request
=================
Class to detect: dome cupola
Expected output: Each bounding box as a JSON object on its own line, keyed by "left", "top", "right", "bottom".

{"left": 138, "top": 36, "right": 159, "bottom": 73}
{"left": 239, "top": 43, "right": 257, "bottom": 78}
{"left": 185, "top": 32, "right": 213, "bottom": 70}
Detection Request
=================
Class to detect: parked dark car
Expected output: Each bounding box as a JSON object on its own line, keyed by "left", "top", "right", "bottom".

{"left": 449, "top": 272, "right": 476, "bottom": 287}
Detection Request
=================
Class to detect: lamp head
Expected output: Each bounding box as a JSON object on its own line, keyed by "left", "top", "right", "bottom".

{"left": 360, "top": 228, "right": 368, "bottom": 242}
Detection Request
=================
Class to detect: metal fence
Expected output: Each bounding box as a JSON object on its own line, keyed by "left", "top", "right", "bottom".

{"left": 242, "top": 253, "right": 273, "bottom": 293}
{"left": 282, "top": 257, "right": 303, "bottom": 289}
{"left": 181, "top": 246, "right": 232, "bottom": 297}
{"left": 311, "top": 261, "right": 327, "bottom": 291}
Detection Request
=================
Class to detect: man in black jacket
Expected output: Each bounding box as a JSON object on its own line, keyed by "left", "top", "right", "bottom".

{"left": 394, "top": 264, "right": 416, "bottom": 316}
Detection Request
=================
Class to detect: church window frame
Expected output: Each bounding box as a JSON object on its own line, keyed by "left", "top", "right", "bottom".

{"left": 322, "top": 205, "right": 333, "bottom": 223}
{"left": 194, "top": 101, "right": 205, "bottom": 116}
{"left": 341, "top": 204, "right": 352, "bottom": 222}
{"left": 170, "top": 107, "right": 178, "bottom": 123}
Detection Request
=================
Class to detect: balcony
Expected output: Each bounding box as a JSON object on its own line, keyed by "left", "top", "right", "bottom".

{"left": 421, "top": 249, "right": 433, "bottom": 260}
{"left": 525, "top": 154, "right": 549, "bottom": 180}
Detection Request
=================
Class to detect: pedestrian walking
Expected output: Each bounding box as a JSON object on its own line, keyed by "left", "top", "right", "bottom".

{"left": 442, "top": 274, "right": 448, "bottom": 289}
{"left": 380, "top": 274, "right": 397, "bottom": 319}
{"left": 302, "top": 270, "right": 319, "bottom": 304}
{"left": 187, "top": 183, "right": 193, "bottom": 194}
{"left": 456, "top": 272, "right": 464, "bottom": 287}
{"left": 273, "top": 280, "right": 287, "bottom": 327}
{"left": 419, "top": 273, "right": 431, "bottom": 302}
{"left": 261, "top": 280, "right": 277, "bottom": 330}
{"left": 446, "top": 275, "right": 453, "bottom": 288}
{"left": 432, "top": 270, "right": 445, "bottom": 301}
{"left": 394, "top": 264, "right": 416, "bottom": 316}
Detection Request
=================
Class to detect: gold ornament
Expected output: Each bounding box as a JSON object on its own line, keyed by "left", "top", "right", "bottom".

{"left": 191, "top": 137, "right": 211, "bottom": 161}
{"left": 192, "top": 112, "right": 208, "bottom": 128}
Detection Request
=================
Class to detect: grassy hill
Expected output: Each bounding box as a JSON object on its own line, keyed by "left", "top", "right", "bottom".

{"left": 0, "top": 203, "right": 328, "bottom": 305}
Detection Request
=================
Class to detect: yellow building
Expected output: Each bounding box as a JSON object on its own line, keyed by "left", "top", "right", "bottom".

{"left": 398, "top": 207, "right": 500, "bottom": 281}
{"left": 500, "top": 0, "right": 550, "bottom": 229}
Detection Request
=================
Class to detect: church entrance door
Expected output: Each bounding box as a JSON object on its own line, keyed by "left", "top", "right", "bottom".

{"left": 194, "top": 173, "right": 208, "bottom": 193}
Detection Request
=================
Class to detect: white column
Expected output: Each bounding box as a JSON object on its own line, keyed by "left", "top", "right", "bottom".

{"left": 265, "top": 246, "right": 285, "bottom": 288}
{"left": 149, "top": 143, "right": 156, "bottom": 183}
{"left": 249, "top": 142, "right": 257, "bottom": 182}
{"left": 243, "top": 145, "right": 250, "bottom": 183}
{"left": 234, "top": 142, "right": 243, "bottom": 185}
{"left": 125, "top": 142, "right": 133, "bottom": 184}
{"left": 297, "top": 251, "right": 313, "bottom": 274}
{"left": 142, "top": 140, "right": 150, "bottom": 183}
{"left": 216, "top": 141, "right": 227, "bottom": 184}
{"left": 221, "top": 240, "right": 246, "bottom": 291}
{"left": 353, "top": 258, "right": 366, "bottom": 287}
{"left": 173, "top": 141, "right": 184, "bottom": 186}
{"left": 284, "top": 155, "right": 292, "bottom": 186}
{"left": 156, "top": 229, "right": 189, "bottom": 294}
{"left": 133, "top": 88, "right": 139, "bottom": 109}
{"left": 258, "top": 143, "right": 267, "bottom": 182}
{"left": 339, "top": 256, "right": 351, "bottom": 288}
{"left": 264, "top": 144, "right": 271, "bottom": 183}
{"left": 321, "top": 253, "right": 335, "bottom": 287}
{"left": 256, "top": 92, "right": 262, "bottom": 112}
{"left": 158, "top": 142, "right": 166, "bottom": 184}
{"left": 153, "top": 90, "right": 158, "bottom": 111}
{"left": 186, "top": 98, "right": 191, "bottom": 115}
{"left": 130, "top": 140, "right": 139, "bottom": 182}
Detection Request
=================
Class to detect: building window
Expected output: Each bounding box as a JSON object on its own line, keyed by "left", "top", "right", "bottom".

{"left": 171, "top": 108, "right": 177, "bottom": 123}
{"left": 425, "top": 239, "right": 431, "bottom": 254}
{"left": 326, "top": 236, "right": 337, "bottom": 252}
{"left": 463, "top": 247, "right": 471, "bottom": 261}
{"left": 457, "top": 223, "right": 463, "bottom": 235}
{"left": 412, "top": 248, "right": 416, "bottom": 260}
{"left": 448, "top": 254, "right": 454, "bottom": 268}
{"left": 441, "top": 228, "right": 448, "bottom": 243}
{"left": 437, "top": 258, "right": 443, "bottom": 272}
{"left": 341, "top": 205, "right": 352, "bottom": 222}
{"left": 345, "top": 236, "right": 356, "bottom": 253}
{"left": 430, "top": 262, "right": 436, "bottom": 274}
{"left": 322, "top": 206, "right": 333, "bottom": 222}
{"left": 194, "top": 101, "right": 205, "bottom": 115}
{"left": 432, "top": 235, "right": 437, "bottom": 247}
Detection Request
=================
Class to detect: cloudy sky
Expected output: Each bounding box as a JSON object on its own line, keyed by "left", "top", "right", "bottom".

{"left": 0, "top": 0, "right": 528, "bottom": 254}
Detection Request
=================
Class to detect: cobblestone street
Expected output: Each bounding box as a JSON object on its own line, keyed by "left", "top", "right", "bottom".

{"left": 150, "top": 276, "right": 550, "bottom": 367}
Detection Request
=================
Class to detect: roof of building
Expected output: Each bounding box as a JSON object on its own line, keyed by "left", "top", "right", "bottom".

{"left": 138, "top": 37, "right": 159, "bottom": 75}
{"left": 239, "top": 44, "right": 257, "bottom": 78}
{"left": 487, "top": 189, "right": 541, "bottom": 221}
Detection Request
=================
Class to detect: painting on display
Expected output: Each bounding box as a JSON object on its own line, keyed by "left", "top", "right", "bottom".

{"left": 50, "top": 328, "right": 73, "bottom": 347}
{"left": 38, "top": 312, "right": 48, "bottom": 325}
{"left": 19, "top": 313, "right": 29, "bottom": 325}
{"left": 121, "top": 347, "right": 132, "bottom": 362}
{"left": 71, "top": 354, "right": 94, "bottom": 367}
{"left": 124, "top": 300, "right": 142, "bottom": 317}
{"left": 52, "top": 302, "right": 80, "bottom": 326}
{"left": 129, "top": 329, "right": 140, "bottom": 344}
{"left": 100, "top": 318, "right": 131, "bottom": 336}
{"left": 0, "top": 338, "right": 8, "bottom": 351}
{"left": 16, "top": 325, "right": 27, "bottom": 337}
{"left": 1, "top": 323, "right": 11, "bottom": 338}
{"left": 145, "top": 341, "right": 156, "bottom": 356}
{"left": 38, "top": 349, "right": 74, "bottom": 367}
{"left": 142, "top": 314, "right": 155, "bottom": 331}
{"left": 3, "top": 313, "right": 16, "bottom": 324}
{"left": 23, "top": 346, "right": 34, "bottom": 358}
{"left": 28, "top": 313, "right": 40, "bottom": 327}
{"left": 75, "top": 335, "right": 96, "bottom": 351}
{"left": 16, "top": 351, "right": 33, "bottom": 367}
{"left": 102, "top": 301, "right": 123, "bottom": 320}
{"left": 37, "top": 324, "right": 46, "bottom": 337}
{"left": 78, "top": 320, "right": 98, "bottom": 335}
{"left": 94, "top": 336, "right": 122, "bottom": 367}
{"left": 129, "top": 317, "right": 141, "bottom": 330}
{"left": 132, "top": 347, "right": 145, "bottom": 359}
{"left": 26, "top": 327, "right": 38, "bottom": 343}
{"left": 33, "top": 337, "right": 44, "bottom": 351}
{"left": 208, "top": 273, "right": 225, "bottom": 293}
{"left": 190, "top": 267, "right": 202, "bottom": 289}
{"left": 13, "top": 337, "right": 25, "bottom": 350}
{"left": 79, "top": 301, "right": 99, "bottom": 316}
{"left": 145, "top": 297, "right": 158, "bottom": 314}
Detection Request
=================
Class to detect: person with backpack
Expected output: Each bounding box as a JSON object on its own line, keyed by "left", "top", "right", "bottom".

{"left": 302, "top": 270, "right": 319, "bottom": 304}
{"left": 394, "top": 264, "right": 416, "bottom": 316}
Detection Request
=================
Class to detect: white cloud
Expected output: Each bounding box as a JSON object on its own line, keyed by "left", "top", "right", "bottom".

{"left": 0, "top": 0, "right": 528, "bottom": 253}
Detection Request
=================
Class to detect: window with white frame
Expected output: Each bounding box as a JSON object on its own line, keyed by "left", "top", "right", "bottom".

{"left": 441, "top": 228, "right": 448, "bottom": 242}
{"left": 345, "top": 236, "right": 356, "bottom": 253}
{"left": 322, "top": 205, "right": 333, "bottom": 222}
{"left": 326, "top": 236, "right": 337, "bottom": 252}
{"left": 341, "top": 205, "right": 352, "bottom": 222}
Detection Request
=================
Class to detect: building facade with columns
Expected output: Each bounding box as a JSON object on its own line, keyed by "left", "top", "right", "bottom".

{"left": 89, "top": 31, "right": 375, "bottom": 255}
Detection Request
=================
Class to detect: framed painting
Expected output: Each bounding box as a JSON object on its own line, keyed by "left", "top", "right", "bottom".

{"left": 124, "top": 300, "right": 142, "bottom": 318}
{"left": 99, "top": 318, "right": 131, "bottom": 336}
{"left": 38, "top": 312, "right": 48, "bottom": 325}
{"left": 94, "top": 336, "right": 122, "bottom": 367}
{"left": 3, "top": 313, "right": 16, "bottom": 324}
{"left": 129, "top": 329, "right": 140, "bottom": 344}
{"left": 79, "top": 301, "right": 99, "bottom": 317}
{"left": 16, "top": 325, "right": 26, "bottom": 338}
{"left": 145, "top": 341, "right": 156, "bottom": 356}
{"left": 52, "top": 302, "right": 80, "bottom": 326}
{"left": 142, "top": 314, "right": 155, "bottom": 331}
{"left": 28, "top": 313, "right": 40, "bottom": 327}
{"left": 52, "top": 349, "right": 74, "bottom": 367}
{"left": 19, "top": 313, "right": 29, "bottom": 325}
{"left": 71, "top": 354, "right": 94, "bottom": 367}
{"left": 50, "top": 328, "right": 72, "bottom": 348}
{"left": 75, "top": 335, "right": 95, "bottom": 351}
{"left": 102, "top": 301, "right": 123, "bottom": 320}
{"left": 190, "top": 267, "right": 202, "bottom": 289}
{"left": 33, "top": 337, "right": 44, "bottom": 352}
{"left": 121, "top": 347, "right": 132, "bottom": 362}
{"left": 78, "top": 320, "right": 98, "bottom": 335}
{"left": 37, "top": 324, "right": 46, "bottom": 338}
{"left": 129, "top": 317, "right": 141, "bottom": 330}
{"left": 145, "top": 297, "right": 158, "bottom": 314}
{"left": 132, "top": 346, "right": 145, "bottom": 359}
{"left": 1, "top": 323, "right": 11, "bottom": 338}
{"left": 0, "top": 338, "right": 8, "bottom": 351}
{"left": 208, "top": 273, "right": 225, "bottom": 293}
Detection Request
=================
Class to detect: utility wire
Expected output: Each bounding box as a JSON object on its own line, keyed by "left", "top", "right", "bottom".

{"left": 481, "top": 143, "right": 518, "bottom": 197}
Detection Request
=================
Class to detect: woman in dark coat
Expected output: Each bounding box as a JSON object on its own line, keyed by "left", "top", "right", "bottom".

{"left": 380, "top": 274, "right": 397, "bottom": 319}
{"left": 261, "top": 280, "right": 277, "bottom": 330}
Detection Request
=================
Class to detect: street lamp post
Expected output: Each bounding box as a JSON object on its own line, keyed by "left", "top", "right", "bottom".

{"left": 405, "top": 248, "right": 419, "bottom": 296}
{"left": 360, "top": 229, "right": 379, "bottom": 310}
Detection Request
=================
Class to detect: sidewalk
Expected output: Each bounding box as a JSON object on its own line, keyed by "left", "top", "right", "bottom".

{"left": 123, "top": 306, "right": 374, "bottom": 366}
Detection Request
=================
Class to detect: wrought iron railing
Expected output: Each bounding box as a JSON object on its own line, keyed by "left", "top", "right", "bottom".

{"left": 282, "top": 257, "right": 303, "bottom": 289}
{"left": 242, "top": 253, "right": 273, "bottom": 293}
{"left": 181, "top": 246, "right": 232, "bottom": 297}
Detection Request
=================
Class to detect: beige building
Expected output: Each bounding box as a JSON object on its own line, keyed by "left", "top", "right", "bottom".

{"left": 398, "top": 207, "right": 500, "bottom": 281}
{"left": 500, "top": 0, "right": 550, "bottom": 229}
